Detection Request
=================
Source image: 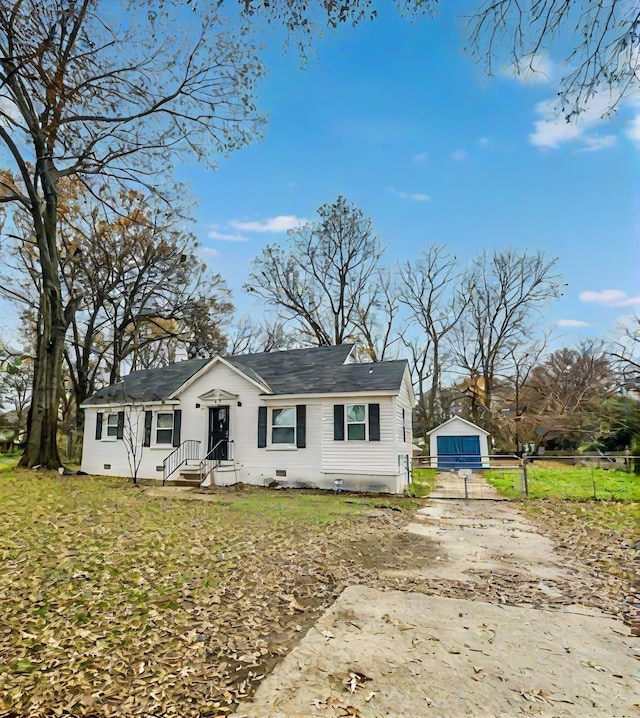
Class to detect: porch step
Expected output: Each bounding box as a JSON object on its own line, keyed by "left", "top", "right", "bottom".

{"left": 165, "top": 476, "right": 201, "bottom": 487}
{"left": 179, "top": 465, "right": 201, "bottom": 474}
{"left": 167, "top": 464, "right": 201, "bottom": 487}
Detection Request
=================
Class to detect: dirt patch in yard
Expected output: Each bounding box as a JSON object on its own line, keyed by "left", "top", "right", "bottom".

{"left": 346, "top": 530, "right": 439, "bottom": 571}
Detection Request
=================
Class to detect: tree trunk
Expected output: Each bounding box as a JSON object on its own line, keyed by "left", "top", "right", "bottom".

{"left": 18, "top": 159, "right": 66, "bottom": 470}
{"left": 428, "top": 343, "right": 439, "bottom": 424}
{"left": 19, "top": 285, "right": 65, "bottom": 468}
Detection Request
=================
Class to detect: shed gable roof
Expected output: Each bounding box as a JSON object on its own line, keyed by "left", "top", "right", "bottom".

{"left": 427, "top": 416, "right": 490, "bottom": 436}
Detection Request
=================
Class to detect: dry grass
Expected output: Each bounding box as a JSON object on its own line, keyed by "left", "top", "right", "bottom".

{"left": 0, "top": 467, "right": 412, "bottom": 716}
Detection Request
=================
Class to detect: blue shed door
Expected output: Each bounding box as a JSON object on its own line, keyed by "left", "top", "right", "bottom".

{"left": 437, "top": 435, "right": 481, "bottom": 469}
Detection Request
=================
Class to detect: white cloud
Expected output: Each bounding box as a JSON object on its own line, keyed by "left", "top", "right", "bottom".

{"left": 557, "top": 319, "right": 591, "bottom": 327}
{"left": 412, "top": 151, "right": 429, "bottom": 164}
{"left": 208, "top": 229, "right": 249, "bottom": 242}
{"left": 529, "top": 93, "right": 618, "bottom": 151}
{"left": 579, "top": 289, "right": 640, "bottom": 307}
{"left": 230, "top": 215, "right": 307, "bottom": 233}
{"left": 530, "top": 115, "right": 581, "bottom": 149}
{"left": 504, "top": 53, "right": 557, "bottom": 84}
{"left": 200, "top": 247, "right": 221, "bottom": 259}
{"left": 451, "top": 149, "right": 467, "bottom": 161}
{"left": 389, "top": 188, "right": 431, "bottom": 202}
{"left": 478, "top": 137, "right": 489, "bottom": 146}
{"left": 574, "top": 134, "right": 617, "bottom": 152}
{"left": 627, "top": 115, "right": 640, "bottom": 146}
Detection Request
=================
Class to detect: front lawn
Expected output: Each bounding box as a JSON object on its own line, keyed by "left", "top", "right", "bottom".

{"left": 484, "top": 463, "right": 640, "bottom": 501}
{"left": 0, "top": 467, "right": 411, "bottom": 717}
{"left": 409, "top": 467, "right": 438, "bottom": 497}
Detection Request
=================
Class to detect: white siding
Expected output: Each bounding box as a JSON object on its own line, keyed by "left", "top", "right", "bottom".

{"left": 320, "top": 398, "right": 396, "bottom": 474}
{"left": 81, "top": 406, "right": 151, "bottom": 480}
{"left": 393, "top": 370, "right": 415, "bottom": 493}
{"left": 81, "top": 359, "right": 415, "bottom": 494}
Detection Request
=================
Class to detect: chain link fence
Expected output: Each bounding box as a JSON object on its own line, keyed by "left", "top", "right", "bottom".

{"left": 414, "top": 454, "right": 639, "bottom": 500}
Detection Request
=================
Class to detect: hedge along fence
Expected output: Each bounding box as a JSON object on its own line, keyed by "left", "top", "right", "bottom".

{"left": 484, "top": 458, "right": 640, "bottom": 501}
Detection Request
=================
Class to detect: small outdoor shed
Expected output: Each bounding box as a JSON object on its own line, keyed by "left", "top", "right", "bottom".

{"left": 427, "top": 416, "right": 490, "bottom": 469}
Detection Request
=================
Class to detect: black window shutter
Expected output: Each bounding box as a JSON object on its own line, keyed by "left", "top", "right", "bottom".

{"left": 333, "top": 404, "right": 345, "bottom": 441}
{"left": 172, "top": 410, "right": 182, "bottom": 447}
{"left": 143, "top": 411, "right": 152, "bottom": 447}
{"left": 368, "top": 403, "right": 380, "bottom": 441}
{"left": 116, "top": 411, "right": 124, "bottom": 440}
{"left": 95, "top": 412, "right": 103, "bottom": 440}
{"left": 296, "top": 405, "right": 306, "bottom": 448}
{"left": 257, "top": 406, "right": 267, "bottom": 448}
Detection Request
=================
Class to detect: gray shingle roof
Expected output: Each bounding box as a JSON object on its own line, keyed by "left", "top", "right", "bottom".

{"left": 83, "top": 357, "right": 210, "bottom": 405}
{"left": 83, "top": 345, "right": 408, "bottom": 405}
{"left": 227, "top": 345, "right": 407, "bottom": 394}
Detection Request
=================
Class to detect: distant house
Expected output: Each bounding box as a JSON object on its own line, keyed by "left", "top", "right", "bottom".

{"left": 80, "top": 344, "right": 415, "bottom": 494}
{"left": 427, "top": 416, "right": 490, "bottom": 469}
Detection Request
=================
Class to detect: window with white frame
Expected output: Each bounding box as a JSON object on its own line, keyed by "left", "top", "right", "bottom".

{"left": 106, "top": 413, "right": 119, "bottom": 438}
{"left": 156, "top": 412, "right": 173, "bottom": 444}
{"left": 272, "top": 407, "right": 295, "bottom": 444}
{"left": 346, "top": 404, "right": 366, "bottom": 440}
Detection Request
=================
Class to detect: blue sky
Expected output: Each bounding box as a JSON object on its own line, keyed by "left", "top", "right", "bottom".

{"left": 175, "top": 3, "right": 638, "bottom": 345}
{"left": 0, "top": 3, "right": 637, "bottom": 348}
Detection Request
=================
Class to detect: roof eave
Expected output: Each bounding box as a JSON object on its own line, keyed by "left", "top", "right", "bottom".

{"left": 258, "top": 389, "right": 400, "bottom": 400}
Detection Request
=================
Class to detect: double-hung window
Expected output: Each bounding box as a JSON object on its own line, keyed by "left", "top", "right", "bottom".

{"left": 346, "top": 404, "right": 366, "bottom": 440}
{"left": 272, "top": 407, "right": 295, "bottom": 445}
{"left": 106, "top": 413, "right": 119, "bottom": 438}
{"left": 156, "top": 412, "right": 174, "bottom": 444}
{"left": 334, "top": 403, "right": 380, "bottom": 442}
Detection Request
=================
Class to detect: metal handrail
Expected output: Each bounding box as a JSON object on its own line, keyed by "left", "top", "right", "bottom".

{"left": 200, "top": 439, "right": 234, "bottom": 485}
{"left": 162, "top": 440, "right": 201, "bottom": 485}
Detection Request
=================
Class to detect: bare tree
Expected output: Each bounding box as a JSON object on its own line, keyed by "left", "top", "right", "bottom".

{"left": 491, "top": 339, "right": 548, "bottom": 453}
{"left": 400, "top": 333, "right": 434, "bottom": 446}
{"left": 231, "top": 0, "right": 637, "bottom": 118}
{"left": 356, "top": 269, "right": 400, "bottom": 362}
{"left": 398, "top": 245, "right": 467, "bottom": 429}
{"left": 1, "top": 183, "right": 234, "bottom": 421}
{"left": 0, "top": 1, "right": 263, "bottom": 468}
{"left": 0, "top": 354, "right": 32, "bottom": 428}
{"left": 523, "top": 342, "right": 617, "bottom": 451}
{"left": 227, "top": 316, "right": 294, "bottom": 355}
{"left": 123, "top": 403, "right": 145, "bottom": 486}
{"left": 450, "top": 249, "right": 564, "bottom": 426}
{"left": 466, "top": 1, "right": 638, "bottom": 119}
{"left": 245, "top": 196, "right": 385, "bottom": 348}
{"left": 610, "top": 314, "right": 640, "bottom": 393}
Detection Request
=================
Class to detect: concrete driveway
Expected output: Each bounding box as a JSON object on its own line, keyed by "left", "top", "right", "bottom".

{"left": 232, "top": 499, "right": 638, "bottom": 717}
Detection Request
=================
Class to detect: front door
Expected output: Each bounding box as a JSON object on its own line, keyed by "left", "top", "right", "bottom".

{"left": 208, "top": 406, "right": 229, "bottom": 459}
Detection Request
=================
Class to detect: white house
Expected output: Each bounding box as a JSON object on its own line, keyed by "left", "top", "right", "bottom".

{"left": 80, "top": 344, "right": 415, "bottom": 494}
{"left": 427, "top": 416, "right": 490, "bottom": 469}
